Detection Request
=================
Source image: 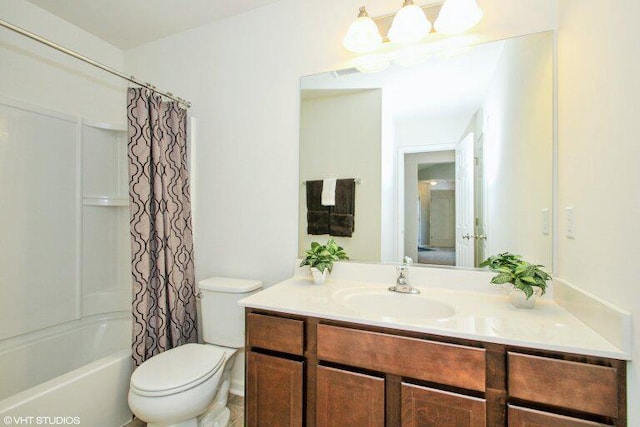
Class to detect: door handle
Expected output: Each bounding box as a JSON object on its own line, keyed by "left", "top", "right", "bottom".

{"left": 463, "top": 234, "right": 487, "bottom": 240}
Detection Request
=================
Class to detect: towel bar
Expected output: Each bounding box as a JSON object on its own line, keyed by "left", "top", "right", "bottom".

{"left": 302, "top": 178, "right": 362, "bottom": 185}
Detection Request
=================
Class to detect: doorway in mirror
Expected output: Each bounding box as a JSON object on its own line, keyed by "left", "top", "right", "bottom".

{"left": 406, "top": 152, "right": 457, "bottom": 266}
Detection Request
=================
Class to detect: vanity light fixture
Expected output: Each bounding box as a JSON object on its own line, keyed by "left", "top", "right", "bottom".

{"left": 343, "top": 0, "right": 483, "bottom": 53}
{"left": 342, "top": 6, "right": 383, "bottom": 53}
{"left": 388, "top": 0, "right": 432, "bottom": 44}
{"left": 434, "top": 0, "right": 483, "bottom": 35}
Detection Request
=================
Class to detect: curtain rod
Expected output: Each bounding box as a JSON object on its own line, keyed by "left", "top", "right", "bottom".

{"left": 0, "top": 18, "right": 191, "bottom": 108}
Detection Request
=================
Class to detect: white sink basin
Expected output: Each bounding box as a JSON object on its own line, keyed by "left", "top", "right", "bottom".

{"left": 333, "top": 288, "right": 455, "bottom": 321}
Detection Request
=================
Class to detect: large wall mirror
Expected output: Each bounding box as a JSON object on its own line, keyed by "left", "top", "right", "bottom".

{"left": 298, "top": 31, "right": 553, "bottom": 270}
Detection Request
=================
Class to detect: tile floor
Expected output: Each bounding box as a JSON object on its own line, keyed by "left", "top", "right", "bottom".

{"left": 123, "top": 394, "right": 244, "bottom": 427}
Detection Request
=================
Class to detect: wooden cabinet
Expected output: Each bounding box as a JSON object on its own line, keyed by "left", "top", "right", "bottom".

{"left": 508, "top": 405, "right": 609, "bottom": 427}
{"left": 508, "top": 352, "right": 619, "bottom": 419}
{"left": 316, "top": 366, "right": 385, "bottom": 427}
{"left": 246, "top": 313, "right": 306, "bottom": 426}
{"left": 245, "top": 309, "right": 627, "bottom": 426}
{"left": 317, "top": 324, "right": 486, "bottom": 392}
{"left": 402, "top": 383, "right": 486, "bottom": 427}
{"left": 247, "top": 313, "right": 304, "bottom": 356}
{"left": 246, "top": 351, "right": 303, "bottom": 427}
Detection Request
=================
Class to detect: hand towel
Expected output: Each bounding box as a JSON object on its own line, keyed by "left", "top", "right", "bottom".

{"left": 321, "top": 178, "right": 337, "bottom": 206}
{"left": 329, "top": 179, "right": 356, "bottom": 237}
{"left": 329, "top": 214, "right": 354, "bottom": 237}
{"left": 306, "top": 180, "right": 329, "bottom": 235}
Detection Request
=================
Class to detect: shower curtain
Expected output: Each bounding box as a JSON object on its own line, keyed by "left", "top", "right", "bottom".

{"left": 127, "top": 88, "right": 197, "bottom": 366}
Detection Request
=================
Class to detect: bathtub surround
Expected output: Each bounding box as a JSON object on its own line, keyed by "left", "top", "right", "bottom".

{"left": 0, "top": 314, "right": 133, "bottom": 426}
{"left": 127, "top": 88, "right": 197, "bottom": 366}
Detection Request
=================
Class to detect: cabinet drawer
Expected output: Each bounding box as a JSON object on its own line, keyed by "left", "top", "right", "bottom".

{"left": 402, "top": 383, "right": 486, "bottom": 427}
{"left": 508, "top": 405, "right": 609, "bottom": 427}
{"left": 247, "top": 313, "right": 304, "bottom": 356}
{"left": 317, "top": 324, "right": 486, "bottom": 391}
{"left": 508, "top": 352, "right": 618, "bottom": 418}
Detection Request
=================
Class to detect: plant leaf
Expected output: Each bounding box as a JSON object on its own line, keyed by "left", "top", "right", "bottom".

{"left": 491, "top": 273, "right": 512, "bottom": 284}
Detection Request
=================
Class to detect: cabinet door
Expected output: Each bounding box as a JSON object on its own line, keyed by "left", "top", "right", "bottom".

{"left": 508, "top": 405, "right": 608, "bottom": 427}
{"left": 247, "top": 351, "right": 303, "bottom": 427}
{"left": 316, "top": 365, "right": 385, "bottom": 427}
{"left": 402, "top": 383, "right": 486, "bottom": 427}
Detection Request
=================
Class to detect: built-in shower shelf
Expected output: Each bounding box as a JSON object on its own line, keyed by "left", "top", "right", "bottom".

{"left": 82, "top": 196, "right": 128, "bottom": 207}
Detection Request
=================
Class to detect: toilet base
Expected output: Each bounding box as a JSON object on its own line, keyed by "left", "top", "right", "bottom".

{"left": 198, "top": 402, "right": 230, "bottom": 427}
{"left": 147, "top": 419, "right": 197, "bottom": 427}
{"left": 145, "top": 404, "right": 230, "bottom": 427}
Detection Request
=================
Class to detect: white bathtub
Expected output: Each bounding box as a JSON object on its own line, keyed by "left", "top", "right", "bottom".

{"left": 0, "top": 312, "right": 133, "bottom": 426}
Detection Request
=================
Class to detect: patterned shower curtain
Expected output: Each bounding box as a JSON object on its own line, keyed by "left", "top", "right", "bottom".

{"left": 127, "top": 88, "right": 197, "bottom": 366}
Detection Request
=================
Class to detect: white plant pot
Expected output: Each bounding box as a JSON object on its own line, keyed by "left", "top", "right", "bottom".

{"left": 310, "top": 267, "right": 328, "bottom": 285}
{"left": 509, "top": 286, "right": 542, "bottom": 309}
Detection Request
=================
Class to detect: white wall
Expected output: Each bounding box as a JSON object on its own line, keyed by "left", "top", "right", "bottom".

{"left": 299, "top": 90, "right": 381, "bottom": 261}
{"left": 481, "top": 32, "right": 553, "bottom": 267}
{"left": 0, "top": 0, "right": 125, "bottom": 122}
{"left": 557, "top": 0, "right": 640, "bottom": 420}
{"left": 395, "top": 114, "right": 469, "bottom": 149}
{"left": 124, "top": 0, "right": 558, "bottom": 286}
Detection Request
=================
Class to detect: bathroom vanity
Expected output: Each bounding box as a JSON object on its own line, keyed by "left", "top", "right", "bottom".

{"left": 240, "top": 264, "right": 630, "bottom": 427}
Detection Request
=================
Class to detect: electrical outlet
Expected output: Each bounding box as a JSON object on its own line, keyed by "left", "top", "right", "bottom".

{"left": 566, "top": 207, "right": 575, "bottom": 239}
{"left": 541, "top": 208, "right": 549, "bottom": 235}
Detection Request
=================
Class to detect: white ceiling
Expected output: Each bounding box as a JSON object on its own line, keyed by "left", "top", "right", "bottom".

{"left": 26, "top": 0, "right": 283, "bottom": 50}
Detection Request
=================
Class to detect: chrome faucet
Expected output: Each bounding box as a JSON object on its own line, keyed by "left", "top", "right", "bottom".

{"left": 389, "top": 256, "right": 420, "bottom": 294}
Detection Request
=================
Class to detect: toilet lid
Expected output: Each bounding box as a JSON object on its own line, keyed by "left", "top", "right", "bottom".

{"left": 130, "top": 343, "right": 226, "bottom": 396}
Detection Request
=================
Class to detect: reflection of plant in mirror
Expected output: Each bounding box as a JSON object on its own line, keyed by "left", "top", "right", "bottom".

{"left": 480, "top": 252, "right": 551, "bottom": 299}
{"left": 299, "top": 239, "right": 349, "bottom": 273}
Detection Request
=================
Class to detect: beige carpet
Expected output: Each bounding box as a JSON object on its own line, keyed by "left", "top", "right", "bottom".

{"left": 417, "top": 247, "right": 455, "bottom": 266}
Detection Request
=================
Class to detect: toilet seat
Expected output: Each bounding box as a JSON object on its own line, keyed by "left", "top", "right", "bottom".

{"left": 130, "top": 343, "right": 226, "bottom": 397}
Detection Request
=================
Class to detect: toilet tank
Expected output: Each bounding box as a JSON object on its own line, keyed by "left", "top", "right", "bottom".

{"left": 198, "top": 277, "right": 262, "bottom": 348}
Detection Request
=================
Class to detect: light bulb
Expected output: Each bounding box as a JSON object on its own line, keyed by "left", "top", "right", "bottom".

{"left": 434, "top": 0, "right": 483, "bottom": 35}
{"left": 342, "top": 6, "right": 383, "bottom": 53}
{"left": 388, "top": 0, "right": 432, "bottom": 44}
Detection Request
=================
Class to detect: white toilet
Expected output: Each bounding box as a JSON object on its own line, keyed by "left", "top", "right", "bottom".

{"left": 128, "top": 277, "right": 262, "bottom": 427}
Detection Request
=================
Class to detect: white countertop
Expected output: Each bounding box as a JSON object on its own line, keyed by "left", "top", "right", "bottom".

{"left": 240, "top": 275, "right": 630, "bottom": 360}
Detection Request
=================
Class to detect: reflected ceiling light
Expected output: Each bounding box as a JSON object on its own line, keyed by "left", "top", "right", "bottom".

{"left": 430, "top": 181, "right": 438, "bottom": 186}
{"left": 434, "top": 0, "right": 483, "bottom": 35}
{"left": 342, "top": 6, "right": 383, "bottom": 53}
{"left": 388, "top": 0, "right": 431, "bottom": 44}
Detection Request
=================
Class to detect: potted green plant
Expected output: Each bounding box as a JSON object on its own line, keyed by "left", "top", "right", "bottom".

{"left": 299, "top": 239, "right": 349, "bottom": 285}
{"left": 479, "top": 252, "right": 551, "bottom": 308}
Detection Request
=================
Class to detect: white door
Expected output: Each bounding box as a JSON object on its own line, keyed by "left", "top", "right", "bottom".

{"left": 418, "top": 181, "right": 430, "bottom": 246}
{"left": 474, "top": 134, "right": 487, "bottom": 266}
{"left": 455, "top": 133, "right": 475, "bottom": 267}
{"left": 430, "top": 190, "right": 455, "bottom": 248}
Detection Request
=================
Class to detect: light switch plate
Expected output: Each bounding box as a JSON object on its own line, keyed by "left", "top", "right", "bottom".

{"left": 566, "top": 207, "right": 575, "bottom": 239}
{"left": 541, "top": 208, "right": 549, "bottom": 235}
